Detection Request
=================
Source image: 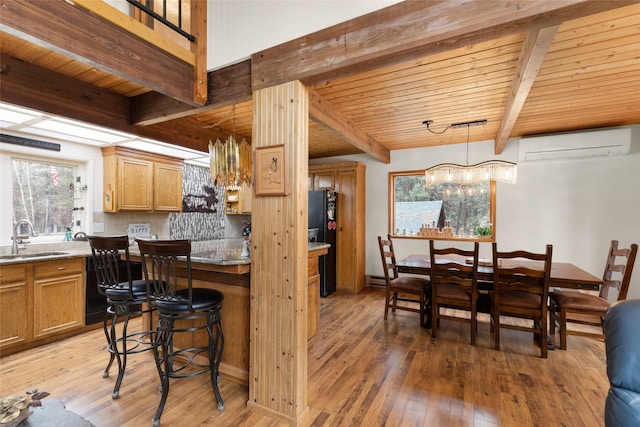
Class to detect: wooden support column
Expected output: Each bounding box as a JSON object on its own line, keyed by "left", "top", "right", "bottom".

{"left": 248, "top": 81, "right": 309, "bottom": 424}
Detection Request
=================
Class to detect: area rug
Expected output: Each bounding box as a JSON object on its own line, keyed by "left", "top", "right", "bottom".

{"left": 20, "top": 400, "right": 94, "bottom": 427}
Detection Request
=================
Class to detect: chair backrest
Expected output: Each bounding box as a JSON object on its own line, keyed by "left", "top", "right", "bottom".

{"left": 378, "top": 235, "right": 399, "bottom": 288}
{"left": 88, "top": 234, "right": 135, "bottom": 298}
{"left": 429, "top": 240, "right": 479, "bottom": 290}
{"left": 136, "top": 239, "right": 194, "bottom": 311}
{"left": 599, "top": 240, "right": 638, "bottom": 301}
{"left": 492, "top": 243, "right": 553, "bottom": 303}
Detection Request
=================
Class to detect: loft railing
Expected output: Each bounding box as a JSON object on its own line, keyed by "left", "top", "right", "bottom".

{"left": 126, "top": 0, "right": 195, "bottom": 42}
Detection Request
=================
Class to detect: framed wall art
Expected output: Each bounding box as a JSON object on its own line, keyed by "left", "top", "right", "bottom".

{"left": 255, "top": 144, "right": 288, "bottom": 196}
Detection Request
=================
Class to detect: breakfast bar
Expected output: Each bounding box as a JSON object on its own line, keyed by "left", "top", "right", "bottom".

{"left": 131, "top": 239, "right": 329, "bottom": 385}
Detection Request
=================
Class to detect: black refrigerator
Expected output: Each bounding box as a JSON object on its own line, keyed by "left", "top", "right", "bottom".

{"left": 308, "top": 190, "right": 337, "bottom": 297}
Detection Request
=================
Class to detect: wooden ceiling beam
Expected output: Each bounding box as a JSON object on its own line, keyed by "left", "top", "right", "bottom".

{"left": 251, "top": 0, "right": 635, "bottom": 91}
{"left": 131, "top": 60, "right": 253, "bottom": 126}
{"left": 0, "top": 0, "right": 198, "bottom": 106}
{"left": 0, "top": 54, "right": 215, "bottom": 153}
{"left": 495, "top": 26, "right": 559, "bottom": 154}
{"left": 308, "top": 88, "right": 390, "bottom": 163}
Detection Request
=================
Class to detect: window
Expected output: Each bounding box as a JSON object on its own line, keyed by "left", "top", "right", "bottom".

{"left": 389, "top": 170, "right": 495, "bottom": 241}
{"left": 12, "top": 159, "right": 78, "bottom": 236}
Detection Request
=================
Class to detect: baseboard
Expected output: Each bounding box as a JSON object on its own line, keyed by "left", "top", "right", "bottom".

{"left": 366, "top": 275, "right": 386, "bottom": 287}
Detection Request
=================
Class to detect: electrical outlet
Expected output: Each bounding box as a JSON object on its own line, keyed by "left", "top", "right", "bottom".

{"left": 94, "top": 222, "right": 105, "bottom": 233}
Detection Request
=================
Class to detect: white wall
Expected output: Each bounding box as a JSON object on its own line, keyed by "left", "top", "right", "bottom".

{"left": 208, "top": 0, "right": 402, "bottom": 70}
{"left": 325, "top": 126, "right": 640, "bottom": 300}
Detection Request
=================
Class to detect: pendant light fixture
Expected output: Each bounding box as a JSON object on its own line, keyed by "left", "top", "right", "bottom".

{"left": 423, "top": 119, "right": 517, "bottom": 186}
{"left": 209, "top": 105, "right": 252, "bottom": 188}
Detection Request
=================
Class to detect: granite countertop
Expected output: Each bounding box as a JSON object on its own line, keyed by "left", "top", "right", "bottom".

{"left": 131, "top": 239, "right": 330, "bottom": 266}
{"left": 0, "top": 239, "right": 331, "bottom": 266}
{"left": 308, "top": 241, "right": 331, "bottom": 252}
{"left": 0, "top": 241, "right": 92, "bottom": 265}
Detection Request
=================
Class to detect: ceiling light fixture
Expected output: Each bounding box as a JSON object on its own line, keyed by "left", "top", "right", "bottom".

{"left": 423, "top": 119, "right": 517, "bottom": 186}
{"left": 209, "top": 105, "right": 252, "bottom": 188}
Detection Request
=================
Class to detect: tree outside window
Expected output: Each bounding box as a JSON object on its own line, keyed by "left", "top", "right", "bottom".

{"left": 389, "top": 170, "right": 495, "bottom": 241}
{"left": 12, "top": 159, "right": 76, "bottom": 236}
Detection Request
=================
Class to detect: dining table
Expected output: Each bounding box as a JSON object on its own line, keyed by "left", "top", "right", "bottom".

{"left": 396, "top": 253, "right": 603, "bottom": 291}
{"left": 396, "top": 253, "right": 603, "bottom": 348}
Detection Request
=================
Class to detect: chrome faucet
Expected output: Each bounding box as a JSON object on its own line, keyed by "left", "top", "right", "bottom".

{"left": 12, "top": 220, "right": 38, "bottom": 255}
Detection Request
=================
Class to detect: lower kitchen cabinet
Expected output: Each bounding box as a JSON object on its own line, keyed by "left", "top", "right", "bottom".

{"left": 33, "top": 258, "right": 85, "bottom": 339}
{"left": 0, "top": 264, "right": 29, "bottom": 350}
{"left": 0, "top": 257, "right": 85, "bottom": 353}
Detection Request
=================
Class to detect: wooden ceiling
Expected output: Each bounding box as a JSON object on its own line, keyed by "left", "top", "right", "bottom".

{"left": 1, "top": 1, "right": 639, "bottom": 161}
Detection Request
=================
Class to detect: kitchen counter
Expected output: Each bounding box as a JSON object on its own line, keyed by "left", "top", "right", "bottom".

{"left": 129, "top": 239, "right": 329, "bottom": 274}
{"left": 131, "top": 238, "right": 330, "bottom": 385}
{"left": 0, "top": 239, "right": 329, "bottom": 266}
{"left": 0, "top": 243, "right": 91, "bottom": 265}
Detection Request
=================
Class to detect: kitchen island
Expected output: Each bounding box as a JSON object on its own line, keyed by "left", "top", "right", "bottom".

{"left": 131, "top": 239, "right": 329, "bottom": 385}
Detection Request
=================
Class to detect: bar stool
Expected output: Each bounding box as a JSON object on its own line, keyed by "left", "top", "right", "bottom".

{"left": 87, "top": 235, "right": 155, "bottom": 399}
{"left": 136, "top": 239, "right": 224, "bottom": 427}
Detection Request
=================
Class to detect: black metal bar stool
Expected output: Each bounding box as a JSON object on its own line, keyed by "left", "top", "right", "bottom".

{"left": 136, "top": 239, "right": 224, "bottom": 427}
{"left": 87, "top": 235, "right": 155, "bottom": 399}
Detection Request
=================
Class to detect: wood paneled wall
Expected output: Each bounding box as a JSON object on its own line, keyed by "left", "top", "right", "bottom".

{"left": 249, "top": 81, "right": 309, "bottom": 424}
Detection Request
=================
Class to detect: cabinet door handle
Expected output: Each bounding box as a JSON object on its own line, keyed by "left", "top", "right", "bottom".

{"left": 57, "top": 267, "right": 66, "bottom": 270}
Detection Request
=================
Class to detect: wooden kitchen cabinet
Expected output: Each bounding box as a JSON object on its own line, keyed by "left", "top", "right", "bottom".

{"left": 154, "top": 161, "right": 183, "bottom": 212}
{"left": 0, "top": 257, "right": 85, "bottom": 353}
{"left": 307, "top": 248, "right": 327, "bottom": 347}
{"left": 0, "top": 264, "right": 30, "bottom": 350}
{"left": 33, "top": 258, "right": 85, "bottom": 340}
{"left": 309, "top": 161, "right": 366, "bottom": 293}
{"left": 309, "top": 170, "right": 335, "bottom": 190}
{"left": 102, "top": 146, "right": 183, "bottom": 212}
{"left": 225, "top": 182, "right": 252, "bottom": 214}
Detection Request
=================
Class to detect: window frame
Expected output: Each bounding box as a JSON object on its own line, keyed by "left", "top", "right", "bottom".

{"left": 387, "top": 169, "right": 496, "bottom": 242}
{"left": 9, "top": 154, "right": 89, "bottom": 243}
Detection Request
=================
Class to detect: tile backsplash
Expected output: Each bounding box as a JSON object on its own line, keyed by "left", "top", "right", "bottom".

{"left": 170, "top": 164, "right": 225, "bottom": 241}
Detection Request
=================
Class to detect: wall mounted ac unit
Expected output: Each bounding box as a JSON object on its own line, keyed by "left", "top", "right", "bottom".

{"left": 518, "top": 127, "right": 632, "bottom": 162}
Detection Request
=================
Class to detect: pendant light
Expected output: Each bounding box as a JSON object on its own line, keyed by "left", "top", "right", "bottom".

{"left": 423, "top": 120, "right": 517, "bottom": 186}
{"left": 209, "top": 105, "right": 252, "bottom": 188}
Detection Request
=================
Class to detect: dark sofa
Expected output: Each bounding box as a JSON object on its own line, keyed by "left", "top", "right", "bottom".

{"left": 604, "top": 299, "right": 640, "bottom": 427}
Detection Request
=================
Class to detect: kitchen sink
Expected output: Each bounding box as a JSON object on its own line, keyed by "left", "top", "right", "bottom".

{"left": 0, "top": 251, "right": 69, "bottom": 260}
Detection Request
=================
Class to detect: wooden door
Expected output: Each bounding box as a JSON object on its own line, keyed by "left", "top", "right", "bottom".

{"left": 241, "top": 182, "right": 252, "bottom": 213}
{"left": 0, "top": 264, "right": 30, "bottom": 350}
{"left": 33, "top": 259, "right": 84, "bottom": 339}
{"left": 335, "top": 170, "right": 356, "bottom": 292}
{"left": 313, "top": 171, "right": 335, "bottom": 190}
{"left": 119, "top": 156, "right": 153, "bottom": 210}
{"left": 307, "top": 255, "right": 320, "bottom": 346}
{"left": 154, "top": 162, "right": 183, "bottom": 212}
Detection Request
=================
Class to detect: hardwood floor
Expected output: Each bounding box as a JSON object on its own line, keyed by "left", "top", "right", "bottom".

{"left": 0, "top": 287, "right": 609, "bottom": 426}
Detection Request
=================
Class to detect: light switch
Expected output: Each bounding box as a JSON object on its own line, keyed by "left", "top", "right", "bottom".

{"left": 94, "top": 223, "right": 105, "bottom": 232}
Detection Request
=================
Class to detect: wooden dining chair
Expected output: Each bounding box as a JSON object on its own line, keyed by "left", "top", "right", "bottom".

{"left": 429, "top": 240, "right": 480, "bottom": 344}
{"left": 548, "top": 240, "right": 638, "bottom": 350}
{"left": 490, "top": 243, "right": 553, "bottom": 358}
{"left": 378, "top": 235, "right": 431, "bottom": 327}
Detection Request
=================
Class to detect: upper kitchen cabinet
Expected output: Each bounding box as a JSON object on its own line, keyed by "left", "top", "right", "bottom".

{"left": 308, "top": 170, "right": 335, "bottom": 190}
{"left": 102, "top": 146, "right": 183, "bottom": 213}
{"left": 225, "top": 182, "right": 252, "bottom": 215}
{"left": 309, "top": 161, "right": 366, "bottom": 293}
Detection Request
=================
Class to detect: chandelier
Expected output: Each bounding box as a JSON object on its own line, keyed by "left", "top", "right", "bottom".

{"left": 209, "top": 105, "right": 252, "bottom": 188}
{"left": 423, "top": 119, "right": 517, "bottom": 186}
{"left": 425, "top": 160, "right": 517, "bottom": 185}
